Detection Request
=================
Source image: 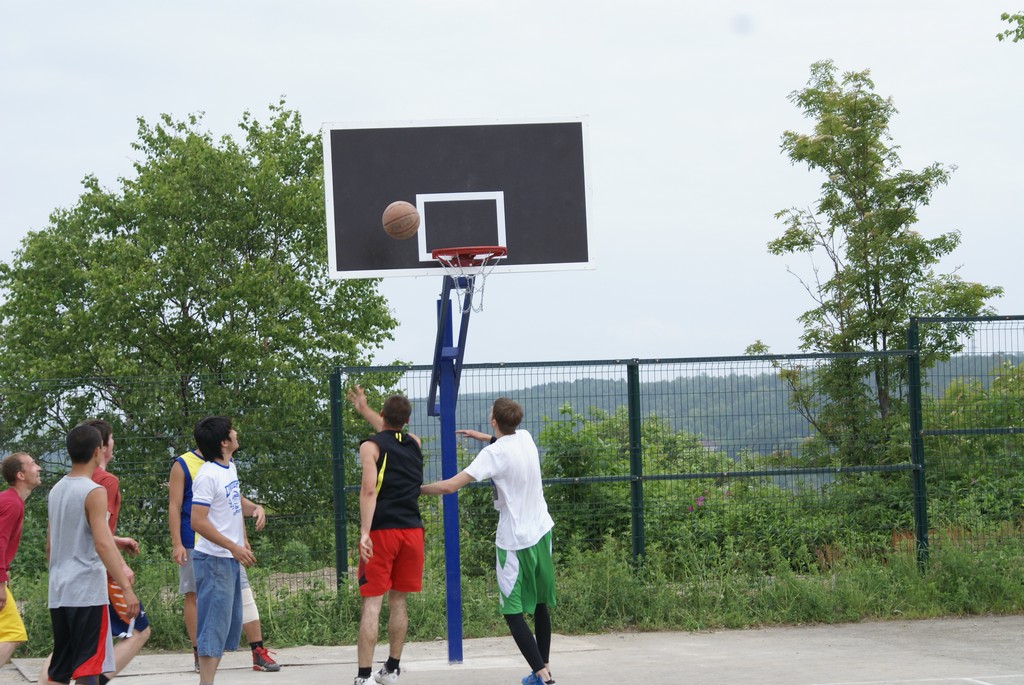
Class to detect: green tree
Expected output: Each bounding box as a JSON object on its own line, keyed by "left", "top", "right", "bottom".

{"left": 538, "top": 404, "right": 732, "bottom": 548}
{"left": 0, "top": 102, "right": 397, "bottom": 541}
{"left": 998, "top": 12, "right": 1024, "bottom": 42}
{"left": 768, "top": 61, "right": 1002, "bottom": 465}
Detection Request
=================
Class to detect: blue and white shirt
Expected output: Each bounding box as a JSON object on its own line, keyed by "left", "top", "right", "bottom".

{"left": 192, "top": 460, "right": 244, "bottom": 558}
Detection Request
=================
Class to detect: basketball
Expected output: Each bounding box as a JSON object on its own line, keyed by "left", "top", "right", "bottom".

{"left": 382, "top": 201, "right": 420, "bottom": 240}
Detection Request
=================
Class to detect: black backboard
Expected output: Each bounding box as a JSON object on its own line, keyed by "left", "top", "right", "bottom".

{"left": 323, "top": 119, "right": 592, "bottom": 278}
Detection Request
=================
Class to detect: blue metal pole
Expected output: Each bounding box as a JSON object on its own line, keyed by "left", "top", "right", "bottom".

{"left": 328, "top": 369, "right": 348, "bottom": 588}
{"left": 437, "top": 291, "right": 464, "bottom": 663}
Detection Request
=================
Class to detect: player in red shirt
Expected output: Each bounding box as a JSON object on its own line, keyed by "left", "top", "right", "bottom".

{"left": 0, "top": 452, "right": 43, "bottom": 666}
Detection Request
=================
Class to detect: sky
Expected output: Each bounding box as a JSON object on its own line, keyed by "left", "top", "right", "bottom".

{"left": 2, "top": 2, "right": 1021, "bottom": 367}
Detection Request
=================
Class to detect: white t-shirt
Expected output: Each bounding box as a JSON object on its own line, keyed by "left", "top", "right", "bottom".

{"left": 192, "top": 460, "right": 245, "bottom": 558}
{"left": 464, "top": 429, "right": 554, "bottom": 551}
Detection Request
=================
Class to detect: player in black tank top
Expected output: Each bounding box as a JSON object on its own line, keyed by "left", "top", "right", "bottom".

{"left": 348, "top": 385, "right": 426, "bottom": 685}
{"left": 361, "top": 431, "right": 424, "bottom": 530}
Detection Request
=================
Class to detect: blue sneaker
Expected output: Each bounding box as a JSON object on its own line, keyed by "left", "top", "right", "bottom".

{"left": 521, "top": 674, "right": 555, "bottom": 685}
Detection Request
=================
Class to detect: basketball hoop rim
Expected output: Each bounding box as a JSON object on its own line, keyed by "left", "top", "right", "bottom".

{"left": 431, "top": 245, "right": 508, "bottom": 267}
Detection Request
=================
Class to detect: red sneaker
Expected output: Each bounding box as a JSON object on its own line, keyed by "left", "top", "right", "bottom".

{"left": 252, "top": 645, "right": 281, "bottom": 672}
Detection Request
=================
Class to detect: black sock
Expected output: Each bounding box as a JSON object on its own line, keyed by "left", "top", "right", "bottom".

{"left": 250, "top": 640, "right": 264, "bottom": 651}
{"left": 385, "top": 656, "right": 401, "bottom": 673}
{"left": 358, "top": 666, "right": 372, "bottom": 678}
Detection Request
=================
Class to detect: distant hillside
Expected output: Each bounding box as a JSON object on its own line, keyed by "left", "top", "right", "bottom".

{"left": 406, "top": 354, "right": 1024, "bottom": 470}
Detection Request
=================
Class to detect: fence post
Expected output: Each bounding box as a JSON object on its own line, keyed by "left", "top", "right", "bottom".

{"left": 906, "top": 319, "right": 929, "bottom": 567}
{"left": 329, "top": 368, "right": 348, "bottom": 588}
{"left": 627, "top": 360, "right": 645, "bottom": 563}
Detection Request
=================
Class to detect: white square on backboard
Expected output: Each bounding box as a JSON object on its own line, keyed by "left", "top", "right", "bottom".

{"left": 415, "top": 191, "right": 507, "bottom": 262}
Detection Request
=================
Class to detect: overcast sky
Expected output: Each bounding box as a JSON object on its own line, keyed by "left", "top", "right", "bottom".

{"left": 2, "top": 2, "right": 1021, "bottom": 367}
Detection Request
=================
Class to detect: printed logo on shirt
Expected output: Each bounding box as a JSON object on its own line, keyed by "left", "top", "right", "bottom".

{"left": 224, "top": 479, "right": 242, "bottom": 515}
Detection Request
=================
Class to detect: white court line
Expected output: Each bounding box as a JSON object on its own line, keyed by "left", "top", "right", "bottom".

{"left": 810, "top": 676, "right": 1024, "bottom": 685}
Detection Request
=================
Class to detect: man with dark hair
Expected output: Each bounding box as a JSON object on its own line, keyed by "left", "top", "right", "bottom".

{"left": 421, "top": 398, "right": 557, "bottom": 685}
{"left": 47, "top": 424, "right": 139, "bottom": 685}
{"left": 346, "top": 386, "right": 424, "bottom": 685}
{"left": 0, "top": 453, "right": 42, "bottom": 666}
{"left": 380, "top": 395, "right": 413, "bottom": 430}
{"left": 188, "top": 416, "right": 256, "bottom": 685}
{"left": 169, "top": 425, "right": 279, "bottom": 673}
{"left": 36, "top": 420, "right": 151, "bottom": 685}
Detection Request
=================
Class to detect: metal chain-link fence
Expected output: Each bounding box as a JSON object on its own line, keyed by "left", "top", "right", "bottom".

{"left": 2, "top": 315, "right": 1021, "bottom": 604}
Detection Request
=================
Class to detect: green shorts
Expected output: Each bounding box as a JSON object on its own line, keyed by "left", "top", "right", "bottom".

{"left": 496, "top": 530, "right": 556, "bottom": 615}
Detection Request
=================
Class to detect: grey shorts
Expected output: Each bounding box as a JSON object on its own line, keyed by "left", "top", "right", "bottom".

{"left": 178, "top": 547, "right": 196, "bottom": 594}
{"left": 179, "top": 547, "right": 250, "bottom": 594}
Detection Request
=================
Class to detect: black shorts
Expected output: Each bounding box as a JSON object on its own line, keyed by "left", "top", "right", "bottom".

{"left": 49, "top": 605, "right": 115, "bottom": 684}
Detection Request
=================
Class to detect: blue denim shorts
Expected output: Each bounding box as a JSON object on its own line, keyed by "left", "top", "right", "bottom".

{"left": 180, "top": 548, "right": 249, "bottom": 594}
{"left": 193, "top": 551, "right": 242, "bottom": 658}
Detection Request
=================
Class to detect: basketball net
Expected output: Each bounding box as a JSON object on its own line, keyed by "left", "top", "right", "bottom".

{"left": 432, "top": 246, "right": 507, "bottom": 314}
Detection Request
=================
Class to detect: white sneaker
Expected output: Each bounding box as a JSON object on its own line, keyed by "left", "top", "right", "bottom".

{"left": 374, "top": 664, "right": 401, "bottom": 684}
{"left": 354, "top": 677, "right": 375, "bottom": 685}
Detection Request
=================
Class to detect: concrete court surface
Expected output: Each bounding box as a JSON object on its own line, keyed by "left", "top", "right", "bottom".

{"left": 3, "top": 615, "right": 1023, "bottom": 685}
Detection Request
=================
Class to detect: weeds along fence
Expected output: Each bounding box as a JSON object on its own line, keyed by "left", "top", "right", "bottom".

{"left": 912, "top": 316, "right": 1024, "bottom": 555}
{"left": 338, "top": 351, "right": 923, "bottom": 582}
{"left": 1, "top": 315, "right": 1022, "bottom": 600}
{"left": 0, "top": 370, "right": 340, "bottom": 594}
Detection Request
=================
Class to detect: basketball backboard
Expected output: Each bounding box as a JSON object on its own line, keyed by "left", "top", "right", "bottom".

{"left": 322, "top": 119, "right": 592, "bottom": 279}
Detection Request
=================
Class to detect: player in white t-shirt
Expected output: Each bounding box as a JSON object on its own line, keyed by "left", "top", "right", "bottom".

{"left": 420, "top": 398, "right": 556, "bottom": 685}
{"left": 189, "top": 416, "right": 256, "bottom": 685}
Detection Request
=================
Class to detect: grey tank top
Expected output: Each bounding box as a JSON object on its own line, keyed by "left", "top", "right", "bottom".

{"left": 48, "top": 476, "right": 108, "bottom": 607}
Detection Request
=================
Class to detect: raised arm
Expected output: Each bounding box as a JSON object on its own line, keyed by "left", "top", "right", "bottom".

{"left": 347, "top": 384, "right": 385, "bottom": 433}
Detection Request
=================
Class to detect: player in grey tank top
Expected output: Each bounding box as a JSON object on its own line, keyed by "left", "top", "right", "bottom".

{"left": 47, "top": 476, "right": 108, "bottom": 607}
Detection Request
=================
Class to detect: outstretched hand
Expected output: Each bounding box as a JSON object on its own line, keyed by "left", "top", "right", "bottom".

{"left": 347, "top": 384, "right": 369, "bottom": 413}
{"left": 456, "top": 429, "right": 492, "bottom": 442}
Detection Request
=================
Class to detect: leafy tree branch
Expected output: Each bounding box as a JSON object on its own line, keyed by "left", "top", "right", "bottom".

{"left": 998, "top": 12, "right": 1024, "bottom": 42}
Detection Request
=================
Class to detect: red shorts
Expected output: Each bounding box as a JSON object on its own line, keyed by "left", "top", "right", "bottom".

{"left": 358, "top": 528, "right": 424, "bottom": 597}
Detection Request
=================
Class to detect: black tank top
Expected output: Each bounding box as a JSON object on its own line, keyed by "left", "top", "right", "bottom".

{"left": 362, "top": 431, "right": 424, "bottom": 530}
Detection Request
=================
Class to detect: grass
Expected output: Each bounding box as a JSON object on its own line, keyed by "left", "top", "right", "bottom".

{"left": 11, "top": 538, "right": 1024, "bottom": 658}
